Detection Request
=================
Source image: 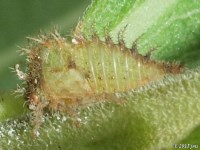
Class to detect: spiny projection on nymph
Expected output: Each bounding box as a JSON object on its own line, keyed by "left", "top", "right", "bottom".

{"left": 15, "top": 29, "right": 182, "bottom": 134}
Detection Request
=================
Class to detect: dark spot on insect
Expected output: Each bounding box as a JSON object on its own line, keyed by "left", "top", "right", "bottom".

{"left": 123, "top": 76, "right": 126, "bottom": 79}
{"left": 67, "top": 57, "right": 76, "bottom": 69}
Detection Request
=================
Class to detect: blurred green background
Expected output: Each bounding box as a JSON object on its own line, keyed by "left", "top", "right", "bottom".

{"left": 0, "top": 0, "right": 90, "bottom": 91}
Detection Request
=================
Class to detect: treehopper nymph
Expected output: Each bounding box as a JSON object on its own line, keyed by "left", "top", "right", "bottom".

{"left": 16, "top": 30, "right": 182, "bottom": 136}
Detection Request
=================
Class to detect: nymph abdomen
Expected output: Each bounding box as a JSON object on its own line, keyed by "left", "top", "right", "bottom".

{"left": 24, "top": 32, "right": 182, "bottom": 114}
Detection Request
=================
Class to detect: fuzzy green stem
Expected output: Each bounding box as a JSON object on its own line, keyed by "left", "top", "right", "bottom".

{"left": 0, "top": 69, "right": 199, "bottom": 150}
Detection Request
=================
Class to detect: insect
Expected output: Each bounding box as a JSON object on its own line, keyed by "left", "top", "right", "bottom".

{"left": 17, "top": 31, "right": 182, "bottom": 136}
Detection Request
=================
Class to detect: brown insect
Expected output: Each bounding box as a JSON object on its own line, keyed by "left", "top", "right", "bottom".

{"left": 17, "top": 31, "right": 182, "bottom": 136}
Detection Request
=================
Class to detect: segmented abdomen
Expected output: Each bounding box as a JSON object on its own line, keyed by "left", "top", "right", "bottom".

{"left": 26, "top": 34, "right": 182, "bottom": 111}
{"left": 70, "top": 38, "right": 177, "bottom": 95}
{"left": 41, "top": 37, "right": 182, "bottom": 102}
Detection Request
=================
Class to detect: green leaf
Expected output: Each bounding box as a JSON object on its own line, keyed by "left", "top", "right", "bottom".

{"left": 0, "top": 92, "right": 28, "bottom": 122}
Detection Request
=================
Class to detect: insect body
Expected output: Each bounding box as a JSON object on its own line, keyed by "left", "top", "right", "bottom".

{"left": 27, "top": 35, "right": 181, "bottom": 110}
{"left": 22, "top": 32, "right": 182, "bottom": 134}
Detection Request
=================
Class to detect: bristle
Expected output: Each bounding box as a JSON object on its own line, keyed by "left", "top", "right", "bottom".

{"left": 105, "top": 35, "right": 113, "bottom": 46}
{"left": 143, "top": 47, "right": 156, "bottom": 61}
{"left": 26, "top": 37, "right": 45, "bottom": 44}
{"left": 53, "top": 29, "right": 62, "bottom": 39}
{"left": 17, "top": 46, "right": 30, "bottom": 55}
{"left": 9, "top": 66, "right": 15, "bottom": 73}
{"left": 50, "top": 30, "right": 62, "bottom": 41}
{"left": 117, "top": 24, "right": 128, "bottom": 51}
{"left": 38, "top": 33, "right": 46, "bottom": 40}
{"left": 12, "top": 84, "right": 26, "bottom": 97}
{"left": 72, "top": 21, "right": 85, "bottom": 41}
